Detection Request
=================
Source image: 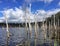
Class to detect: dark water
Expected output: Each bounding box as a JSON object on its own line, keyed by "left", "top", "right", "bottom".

{"left": 0, "top": 27, "right": 58, "bottom": 46}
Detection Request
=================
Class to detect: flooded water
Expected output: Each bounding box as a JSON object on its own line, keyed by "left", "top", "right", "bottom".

{"left": 0, "top": 27, "right": 59, "bottom": 46}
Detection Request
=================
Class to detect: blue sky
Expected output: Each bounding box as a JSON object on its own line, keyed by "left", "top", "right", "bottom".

{"left": 0, "top": 0, "right": 60, "bottom": 22}
{"left": 0, "top": 0, "right": 60, "bottom": 11}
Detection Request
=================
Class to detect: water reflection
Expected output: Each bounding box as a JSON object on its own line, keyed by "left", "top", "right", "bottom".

{"left": 0, "top": 27, "right": 59, "bottom": 46}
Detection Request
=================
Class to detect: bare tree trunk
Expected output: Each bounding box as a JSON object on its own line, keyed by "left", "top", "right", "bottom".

{"left": 5, "top": 14, "right": 10, "bottom": 46}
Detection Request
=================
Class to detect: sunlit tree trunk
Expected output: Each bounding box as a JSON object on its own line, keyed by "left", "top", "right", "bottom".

{"left": 5, "top": 13, "right": 10, "bottom": 46}
{"left": 34, "top": 15, "right": 38, "bottom": 46}
{"left": 54, "top": 15, "right": 57, "bottom": 46}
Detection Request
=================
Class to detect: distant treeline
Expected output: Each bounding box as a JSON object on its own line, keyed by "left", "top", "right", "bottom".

{"left": 45, "top": 12, "right": 60, "bottom": 26}
{"left": 0, "top": 22, "right": 42, "bottom": 27}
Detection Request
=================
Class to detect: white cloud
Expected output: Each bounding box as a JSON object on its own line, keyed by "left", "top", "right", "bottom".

{"left": 58, "top": 2, "right": 60, "bottom": 6}
{"left": 44, "top": 0, "right": 53, "bottom": 3}
{"left": 1, "top": 7, "right": 36, "bottom": 23}
{"left": 0, "top": 7, "right": 60, "bottom": 23}
{"left": 35, "top": 0, "right": 53, "bottom": 3}
{"left": 0, "top": 17, "right": 5, "bottom": 22}
{"left": 25, "top": 0, "right": 53, "bottom": 3}
{"left": 38, "top": 0, "right": 53, "bottom": 3}
{"left": 47, "top": 8, "right": 60, "bottom": 16}
{"left": 3, "top": 7, "right": 25, "bottom": 23}
{"left": 0, "top": 20, "right": 3, "bottom": 22}
{"left": 35, "top": 8, "right": 60, "bottom": 21}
